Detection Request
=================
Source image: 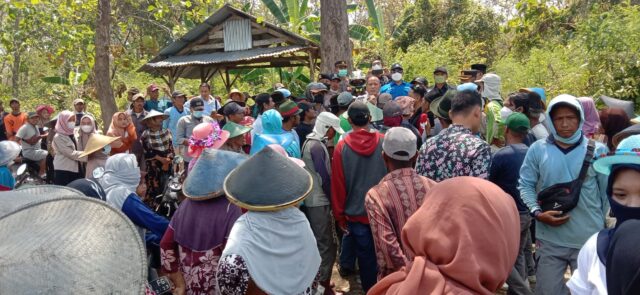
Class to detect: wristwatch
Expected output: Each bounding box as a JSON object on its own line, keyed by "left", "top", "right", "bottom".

{"left": 531, "top": 209, "right": 542, "bottom": 218}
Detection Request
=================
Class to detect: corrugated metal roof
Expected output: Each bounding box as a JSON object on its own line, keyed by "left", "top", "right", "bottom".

{"left": 223, "top": 18, "right": 252, "bottom": 52}
{"left": 146, "top": 46, "right": 306, "bottom": 68}
{"left": 156, "top": 4, "right": 315, "bottom": 58}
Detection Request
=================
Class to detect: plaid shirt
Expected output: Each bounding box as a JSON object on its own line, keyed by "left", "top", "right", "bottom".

{"left": 415, "top": 125, "right": 491, "bottom": 182}
{"left": 365, "top": 168, "right": 437, "bottom": 279}
{"left": 142, "top": 128, "right": 173, "bottom": 154}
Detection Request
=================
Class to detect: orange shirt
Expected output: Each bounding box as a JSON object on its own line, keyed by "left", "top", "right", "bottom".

{"left": 4, "top": 112, "right": 27, "bottom": 141}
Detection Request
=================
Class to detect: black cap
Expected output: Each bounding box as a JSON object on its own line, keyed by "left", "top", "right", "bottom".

{"left": 347, "top": 101, "right": 370, "bottom": 121}
{"left": 190, "top": 97, "right": 204, "bottom": 109}
{"left": 410, "top": 77, "right": 427, "bottom": 85}
{"left": 271, "top": 91, "right": 286, "bottom": 105}
{"left": 319, "top": 73, "right": 332, "bottom": 80}
{"left": 223, "top": 102, "right": 245, "bottom": 116}
{"left": 470, "top": 63, "right": 488, "bottom": 74}
{"left": 434, "top": 67, "right": 448, "bottom": 74}
{"left": 391, "top": 63, "right": 403, "bottom": 71}
{"left": 171, "top": 91, "right": 186, "bottom": 98}
{"left": 330, "top": 74, "right": 341, "bottom": 81}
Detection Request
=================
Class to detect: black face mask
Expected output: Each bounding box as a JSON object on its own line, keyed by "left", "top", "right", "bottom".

{"left": 608, "top": 165, "right": 640, "bottom": 227}
{"left": 372, "top": 69, "right": 383, "bottom": 76}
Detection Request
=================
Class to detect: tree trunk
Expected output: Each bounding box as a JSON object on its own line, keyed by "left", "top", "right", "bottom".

{"left": 320, "top": 0, "right": 352, "bottom": 74}
{"left": 94, "top": 0, "right": 118, "bottom": 133}
{"left": 11, "top": 15, "right": 20, "bottom": 98}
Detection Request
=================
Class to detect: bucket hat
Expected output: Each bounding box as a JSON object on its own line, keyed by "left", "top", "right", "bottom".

{"left": 430, "top": 89, "right": 456, "bottom": 120}
{"left": 183, "top": 149, "right": 248, "bottom": 200}
{"left": 223, "top": 121, "right": 252, "bottom": 138}
{"left": 594, "top": 135, "right": 640, "bottom": 175}
{"left": 0, "top": 195, "right": 146, "bottom": 294}
{"left": 224, "top": 147, "right": 313, "bottom": 211}
{"left": 142, "top": 109, "right": 169, "bottom": 122}
{"left": 78, "top": 134, "right": 120, "bottom": 158}
{"left": 0, "top": 141, "right": 20, "bottom": 167}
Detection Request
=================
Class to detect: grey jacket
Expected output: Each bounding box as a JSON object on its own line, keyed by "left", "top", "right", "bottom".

{"left": 176, "top": 115, "right": 214, "bottom": 162}
{"left": 52, "top": 133, "right": 87, "bottom": 173}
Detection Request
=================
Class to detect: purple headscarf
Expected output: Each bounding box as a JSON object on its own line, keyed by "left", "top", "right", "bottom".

{"left": 170, "top": 197, "right": 242, "bottom": 251}
{"left": 578, "top": 97, "right": 600, "bottom": 137}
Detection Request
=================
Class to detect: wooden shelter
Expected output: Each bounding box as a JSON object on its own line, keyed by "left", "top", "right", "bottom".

{"left": 139, "top": 4, "right": 319, "bottom": 92}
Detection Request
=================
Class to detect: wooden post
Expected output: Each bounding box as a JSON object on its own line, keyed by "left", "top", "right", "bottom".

{"left": 308, "top": 50, "right": 316, "bottom": 82}
{"left": 225, "top": 68, "right": 231, "bottom": 93}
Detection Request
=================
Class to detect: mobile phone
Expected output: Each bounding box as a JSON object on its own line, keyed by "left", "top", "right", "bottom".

{"left": 148, "top": 276, "right": 173, "bottom": 295}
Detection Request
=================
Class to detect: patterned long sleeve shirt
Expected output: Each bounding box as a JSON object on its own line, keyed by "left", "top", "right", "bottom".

{"left": 415, "top": 125, "right": 492, "bottom": 182}
{"left": 365, "top": 168, "right": 437, "bottom": 279}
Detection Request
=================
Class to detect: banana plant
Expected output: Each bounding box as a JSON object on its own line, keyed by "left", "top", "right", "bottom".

{"left": 260, "top": 0, "right": 315, "bottom": 35}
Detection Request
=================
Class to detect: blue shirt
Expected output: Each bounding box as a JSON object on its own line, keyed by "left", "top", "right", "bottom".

{"left": 489, "top": 143, "right": 529, "bottom": 213}
{"left": 380, "top": 81, "right": 411, "bottom": 99}
{"left": 518, "top": 137, "right": 609, "bottom": 249}
{"left": 163, "top": 106, "right": 189, "bottom": 146}
{"left": 144, "top": 98, "right": 173, "bottom": 113}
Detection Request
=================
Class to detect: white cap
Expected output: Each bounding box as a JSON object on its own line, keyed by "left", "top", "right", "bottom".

{"left": 382, "top": 127, "right": 417, "bottom": 161}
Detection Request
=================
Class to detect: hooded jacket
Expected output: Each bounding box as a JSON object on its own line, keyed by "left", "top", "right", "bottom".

{"left": 518, "top": 94, "right": 609, "bottom": 249}
{"left": 331, "top": 128, "right": 386, "bottom": 227}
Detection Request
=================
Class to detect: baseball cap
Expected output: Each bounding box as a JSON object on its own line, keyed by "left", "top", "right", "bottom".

{"left": 410, "top": 77, "right": 427, "bottom": 85}
{"left": 383, "top": 127, "right": 417, "bottom": 161}
{"left": 390, "top": 63, "right": 403, "bottom": 71}
{"left": 330, "top": 74, "right": 341, "bottom": 81}
{"left": 276, "top": 88, "right": 291, "bottom": 98}
{"left": 132, "top": 93, "right": 145, "bottom": 102}
{"left": 73, "top": 98, "right": 85, "bottom": 105}
{"left": 383, "top": 101, "right": 403, "bottom": 118}
{"left": 505, "top": 112, "right": 531, "bottom": 134}
{"left": 347, "top": 101, "right": 370, "bottom": 122}
{"left": 223, "top": 102, "right": 245, "bottom": 117}
{"left": 471, "top": 63, "right": 488, "bottom": 74}
{"left": 27, "top": 112, "right": 39, "bottom": 119}
{"left": 190, "top": 97, "right": 205, "bottom": 109}
{"left": 434, "top": 67, "right": 448, "bottom": 74}
{"left": 315, "top": 112, "right": 345, "bottom": 134}
{"left": 147, "top": 84, "right": 159, "bottom": 92}
{"left": 171, "top": 91, "right": 186, "bottom": 98}
{"left": 319, "top": 73, "right": 333, "bottom": 80}
{"left": 308, "top": 82, "right": 328, "bottom": 93}
{"left": 337, "top": 92, "right": 354, "bottom": 106}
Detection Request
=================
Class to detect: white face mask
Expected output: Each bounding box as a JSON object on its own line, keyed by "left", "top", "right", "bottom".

{"left": 372, "top": 64, "right": 382, "bottom": 71}
{"left": 81, "top": 125, "right": 93, "bottom": 133}
{"left": 102, "top": 144, "right": 112, "bottom": 155}
{"left": 67, "top": 122, "right": 76, "bottom": 130}
{"left": 500, "top": 106, "right": 513, "bottom": 120}
{"left": 391, "top": 72, "right": 402, "bottom": 82}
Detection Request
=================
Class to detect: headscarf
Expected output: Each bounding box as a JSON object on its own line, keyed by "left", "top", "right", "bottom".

{"left": 77, "top": 114, "right": 97, "bottom": 152}
{"left": 599, "top": 108, "right": 631, "bottom": 150}
{"left": 107, "top": 112, "right": 131, "bottom": 138}
{"left": 606, "top": 219, "right": 640, "bottom": 295}
{"left": 250, "top": 109, "right": 293, "bottom": 155}
{"left": 99, "top": 154, "right": 141, "bottom": 210}
{"left": 170, "top": 197, "right": 242, "bottom": 251}
{"left": 369, "top": 177, "right": 519, "bottom": 295}
{"left": 577, "top": 97, "right": 600, "bottom": 137}
{"left": 54, "top": 110, "right": 76, "bottom": 136}
{"left": 545, "top": 94, "right": 585, "bottom": 145}
{"left": 221, "top": 207, "right": 321, "bottom": 294}
{"left": 307, "top": 112, "right": 341, "bottom": 141}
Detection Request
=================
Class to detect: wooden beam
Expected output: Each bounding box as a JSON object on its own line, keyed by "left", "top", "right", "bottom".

{"left": 308, "top": 50, "right": 315, "bottom": 82}
{"left": 250, "top": 22, "right": 297, "bottom": 45}
{"left": 193, "top": 43, "right": 225, "bottom": 51}
{"left": 225, "top": 68, "right": 231, "bottom": 92}
{"left": 252, "top": 38, "right": 284, "bottom": 47}
{"left": 208, "top": 31, "right": 224, "bottom": 39}
{"left": 227, "top": 63, "right": 308, "bottom": 70}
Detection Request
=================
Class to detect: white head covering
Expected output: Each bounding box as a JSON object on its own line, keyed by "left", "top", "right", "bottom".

{"left": 480, "top": 73, "right": 502, "bottom": 101}
{"left": 221, "top": 207, "right": 321, "bottom": 294}
{"left": 99, "top": 154, "right": 140, "bottom": 210}
{"left": 306, "top": 112, "right": 344, "bottom": 141}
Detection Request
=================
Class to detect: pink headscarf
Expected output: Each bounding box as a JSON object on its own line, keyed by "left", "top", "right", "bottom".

{"left": 55, "top": 110, "right": 75, "bottom": 136}
{"left": 369, "top": 177, "right": 520, "bottom": 295}
{"left": 578, "top": 97, "right": 600, "bottom": 137}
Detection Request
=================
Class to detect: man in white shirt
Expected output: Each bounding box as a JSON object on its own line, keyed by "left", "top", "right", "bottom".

{"left": 184, "top": 82, "right": 221, "bottom": 119}
{"left": 16, "top": 112, "right": 48, "bottom": 176}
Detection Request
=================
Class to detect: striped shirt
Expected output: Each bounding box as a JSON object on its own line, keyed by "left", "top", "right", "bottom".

{"left": 365, "top": 168, "right": 437, "bottom": 279}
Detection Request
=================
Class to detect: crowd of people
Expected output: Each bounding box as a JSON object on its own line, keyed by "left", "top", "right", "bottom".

{"left": 1, "top": 59, "right": 640, "bottom": 295}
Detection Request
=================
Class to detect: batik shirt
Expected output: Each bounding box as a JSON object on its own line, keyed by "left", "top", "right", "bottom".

{"left": 415, "top": 125, "right": 491, "bottom": 182}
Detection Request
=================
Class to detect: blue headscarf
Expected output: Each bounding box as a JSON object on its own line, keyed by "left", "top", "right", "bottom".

{"left": 249, "top": 110, "right": 295, "bottom": 156}
{"left": 0, "top": 166, "right": 15, "bottom": 190}
{"left": 545, "top": 94, "right": 585, "bottom": 145}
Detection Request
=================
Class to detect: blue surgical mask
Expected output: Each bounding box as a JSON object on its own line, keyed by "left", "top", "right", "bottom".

{"left": 193, "top": 111, "right": 203, "bottom": 118}
{"left": 338, "top": 69, "right": 348, "bottom": 77}
{"left": 102, "top": 144, "right": 112, "bottom": 155}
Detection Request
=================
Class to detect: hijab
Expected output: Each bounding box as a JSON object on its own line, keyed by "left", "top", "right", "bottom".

{"left": 100, "top": 154, "right": 140, "bottom": 210}
{"left": 55, "top": 110, "right": 75, "bottom": 136}
{"left": 221, "top": 207, "right": 321, "bottom": 294}
{"left": 545, "top": 94, "right": 585, "bottom": 145}
{"left": 78, "top": 114, "right": 97, "bottom": 151}
{"left": 250, "top": 109, "right": 294, "bottom": 155}
{"left": 577, "top": 97, "right": 600, "bottom": 137}
{"left": 369, "top": 177, "right": 520, "bottom": 295}
{"left": 107, "top": 112, "right": 131, "bottom": 138}
{"left": 606, "top": 219, "right": 640, "bottom": 295}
